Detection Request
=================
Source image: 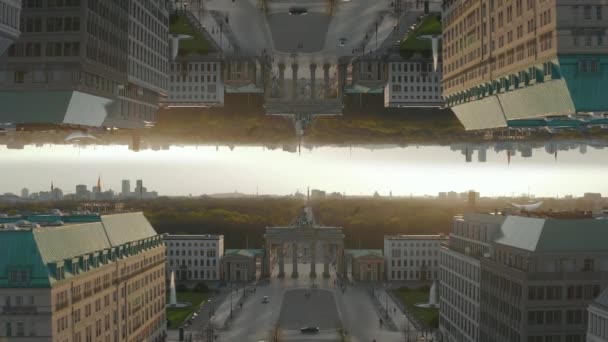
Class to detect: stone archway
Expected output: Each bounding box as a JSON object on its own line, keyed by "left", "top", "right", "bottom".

{"left": 262, "top": 206, "right": 345, "bottom": 279}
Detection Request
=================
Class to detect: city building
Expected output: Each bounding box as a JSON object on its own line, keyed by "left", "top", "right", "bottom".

{"left": 439, "top": 212, "right": 608, "bottom": 342}
{"left": 0, "top": 0, "right": 20, "bottom": 55}
{"left": 439, "top": 213, "right": 506, "bottom": 342}
{"left": 587, "top": 287, "right": 608, "bottom": 342}
{"left": 165, "top": 57, "right": 224, "bottom": 107}
{"left": 441, "top": 0, "right": 608, "bottom": 130}
{"left": 224, "top": 57, "right": 264, "bottom": 95}
{"left": 344, "top": 249, "right": 384, "bottom": 282}
{"left": 164, "top": 234, "right": 224, "bottom": 282}
{"left": 121, "top": 180, "right": 130, "bottom": 198}
{"left": 384, "top": 234, "right": 447, "bottom": 282}
{"left": 117, "top": 0, "right": 170, "bottom": 128}
{"left": 344, "top": 56, "right": 386, "bottom": 100}
{"left": 20, "top": 187, "right": 28, "bottom": 198}
{"left": 222, "top": 249, "right": 264, "bottom": 282}
{"left": 75, "top": 184, "right": 89, "bottom": 200}
{"left": 0, "top": 1, "right": 168, "bottom": 129}
{"left": 384, "top": 55, "right": 443, "bottom": 108}
{"left": 0, "top": 212, "right": 166, "bottom": 341}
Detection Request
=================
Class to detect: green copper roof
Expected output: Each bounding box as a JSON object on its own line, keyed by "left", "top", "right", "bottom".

{"left": 494, "top": 216, "right": 608, "bottom": 252}
{"left": 498, "top": 79, "right": 575, "bottom": 121}
{"left": 559, "top": 54, "right": 608, "bottom": 112}
{"left": 0, "top": 230, "right": 50, "bottom": 288}
{"left": 224, "top": 249, "right": 264, "bottom": 258}
{"left": 344, "top": 84, "right": 385, "bottom": 94}
{"left": 0, "top": 212, "right": 159, "bottom": 288}
{"left": 224, "top": 84, "right": 264, "bottom": 94}
{"left": 101, "top": 213, "right": 158, "bottom": 246}
{"left": 33, "top": 223, "right": 112, "bottom": 265}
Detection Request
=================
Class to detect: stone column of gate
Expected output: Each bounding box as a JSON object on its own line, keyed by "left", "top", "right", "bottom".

{"left": 291, "top": 63, "right": 298, "bottom": 100}
{"left": 338, "top": 63, "right": 347, "bottom": 99}
{"left": 323, "top": 64, "right": 330, "bottom": 99}
{"left": 291, "top": 242, "right": 298, "bottom": 278}
{"left": 309, "top": 241, "right": 317, "bottom": 278}
{"left": 323, "top": 243, "right": 330, "bottom": 278}
{"left": 310, "top": 64, "right": 317, "bottom": 100}
{"left": 278, "top": 63, "right": 286, "bottom": 98}
{"left": 278, "top": 243, "right": 285, "bottom": 278}
{"left": 337, "top": 243, "right": 345, "bottom": 278}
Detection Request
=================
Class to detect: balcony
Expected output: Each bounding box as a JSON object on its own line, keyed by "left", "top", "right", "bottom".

{"left": 2, "top": 305, "right": 38, "bottom": 314}
{"left": 55, "top": 301, "right": 69, "bottom": 311}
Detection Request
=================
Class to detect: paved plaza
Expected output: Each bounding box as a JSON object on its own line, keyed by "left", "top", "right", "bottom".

{"left": 212, "top": 261, "right": 412, "bottom": 342}
{"left": 278, "top": 288, "right": 340, "bottom": 330}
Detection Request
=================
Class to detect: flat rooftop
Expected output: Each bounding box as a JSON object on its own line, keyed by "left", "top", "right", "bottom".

{"left": 164, "top": 234, "right": 223, "bottom": 240}
{"left": 385, "top": 234, "right": 447, "bottom": 240}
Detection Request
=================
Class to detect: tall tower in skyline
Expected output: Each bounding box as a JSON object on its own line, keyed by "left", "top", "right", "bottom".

{"left": 122, "top": 180, "right": 131, "bottom": 197}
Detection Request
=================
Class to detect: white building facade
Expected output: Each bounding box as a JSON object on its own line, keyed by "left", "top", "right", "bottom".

{"left": 384, "top": 234, "right": 447, "bottom": 282}
{"left": 0, "top": 0, "right": 20, "bottom": 55}
{"left": 439, "top": 213, "right": 505, "bottom": 342}
{"left": 165, "top": 234, "right": 224, "bottom": 282}
{"left": 588, "top": 287, "right": 608, "bottom": 342}
{"left": 166, "top": 58, "right": 224, "bottom": 107}
{"left": 384, "top": 59, "right": 443, "bottom": 108}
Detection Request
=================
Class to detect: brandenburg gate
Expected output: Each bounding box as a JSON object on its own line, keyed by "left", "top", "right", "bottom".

{"left": 263, "top": 206, "right": 345, "bottom": 278}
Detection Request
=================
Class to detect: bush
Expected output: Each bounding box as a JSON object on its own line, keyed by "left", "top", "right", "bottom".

{"left": 176, "top": 284, "right": 188, "bottom": 292}
{"left": 195, "top": 282, "right": 210, "bottom": 293}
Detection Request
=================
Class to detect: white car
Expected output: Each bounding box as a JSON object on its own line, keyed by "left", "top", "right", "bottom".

{"left": 262, "top": 296, "right": 269, "bottom": 303}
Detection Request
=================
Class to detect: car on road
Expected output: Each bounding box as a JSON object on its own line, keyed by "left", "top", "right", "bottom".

{"left": 339, "top": 38, "right": 347, "bottom": 47}
{"left": 261, "top": 296, "right": 269, "bottom": 303}
{"left": 300, "top": 326, "right": 320, "bottom": 334}
{"left": 289, "top": 7, "right": 308, "bottom": 15}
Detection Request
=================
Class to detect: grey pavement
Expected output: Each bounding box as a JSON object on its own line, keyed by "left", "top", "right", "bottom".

{"left": 278, "top": 288, "right": 340, "bottom": 330}
{"left": 213, "top": 260, "right": 410, "bottom": 342}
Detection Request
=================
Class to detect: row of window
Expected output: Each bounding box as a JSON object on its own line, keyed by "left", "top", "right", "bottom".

{"left": 390, "top": 85, "right": 441, "bottom": 94}
{"left": 170, "top": 75, "right": 219, "bottom": 83}
{"left": 589, "top": 311, "right": 608, "bottom": 340}
{"left": 390, "top": 95, "right": 442, "bottom": 101}
{"left": 169, "top": 84, "right": 218, "bottom": 93}
{"left": 390, "top": 259, "right": 439, "bottom": 268}
{"left": 389, "top": 270, "right": 438, "bottom": 280}
{"left": 168, "top": 259, "right": 217, "bottom": 267}
{"left": 0, "top": 2, "right": 20, "bottom": 29}
{"left": 170, "top": 94, "right": 219, "bottom": 101}
{"left": 168, "top": 249, "right": 217, "bottom": 257}
{"left": 166, "top": 241, "right": 218, "bottom": 247}
{"left": 171, "top": 63, "right": 219, "bottom": 73}
{"left": 391, "top": 248, "right": 439, "bottom": 257}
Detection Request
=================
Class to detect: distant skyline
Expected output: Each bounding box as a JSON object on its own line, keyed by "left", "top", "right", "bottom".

{"left": 1, "top": 144, "right": 607, "bottom": 198}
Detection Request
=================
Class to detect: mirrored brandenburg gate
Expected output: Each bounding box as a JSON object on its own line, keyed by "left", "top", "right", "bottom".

{"left": 263, "top": 206, "right": 345, "bottom": 278}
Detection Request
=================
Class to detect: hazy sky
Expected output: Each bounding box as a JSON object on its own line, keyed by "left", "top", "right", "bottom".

{"left": 1, "top": 143, "right": 606, "bottom": 197}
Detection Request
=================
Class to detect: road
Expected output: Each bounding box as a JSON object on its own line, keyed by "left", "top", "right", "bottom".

{"left": 212, "top": 259, "right": 412, "bottom": 341}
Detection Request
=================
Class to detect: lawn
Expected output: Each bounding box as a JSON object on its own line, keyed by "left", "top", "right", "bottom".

{"left": 169, "top": 14, "right": 214, "bottom": 56}
{"left": 400, "top": 14, "right": 442, "bottom": 58}
{"left": 392, "top": 286, "right": 439, "bottom": 328}
{"left": 166, "top": 290, "right": 209, "bottom": 328}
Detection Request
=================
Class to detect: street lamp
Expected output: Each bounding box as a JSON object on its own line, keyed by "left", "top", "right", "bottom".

{"left": 229, "top": 282, "right": 233, "bottom": 319}
{"left": 384, "top": 283, "right": 389, "bottom": 319}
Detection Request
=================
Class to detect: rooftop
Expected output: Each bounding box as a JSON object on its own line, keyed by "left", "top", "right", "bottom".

{"left": 0, "top": 212, "right": 161, "bottom": 288}
{"left": 493, "top": 215, "right": 608, "bottom": 252}
{"left": 224, "top": 249, "right": 264, "bottom": 258}
{"left": 592, "top": 286, "right": 608, "bottom": 310}
{"left": 345, "top": 249, "right": 383, "bottom": 258}
{"left": 385, "top": 234, "right": 447, "bottom": 240}
{"left": 164, "top": 234, "right": 223, "bottom": 240}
